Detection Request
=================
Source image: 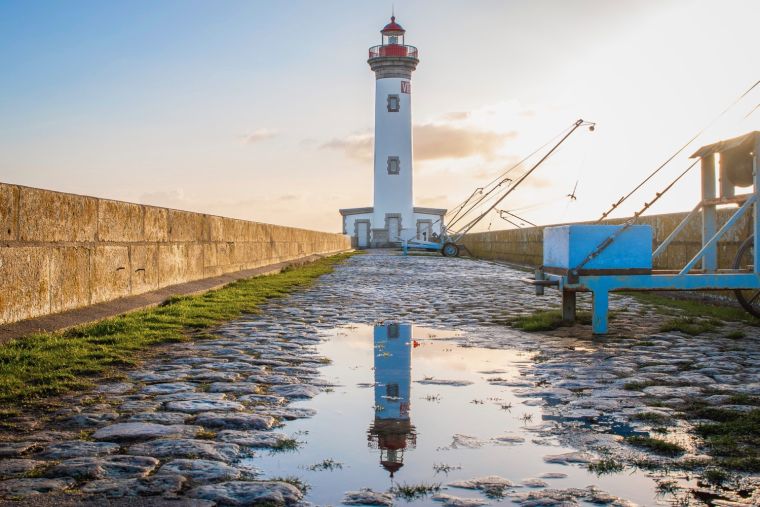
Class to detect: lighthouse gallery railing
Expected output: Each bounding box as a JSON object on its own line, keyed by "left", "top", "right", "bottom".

{"left": 368, "top": 45, "right": 418, "bottom": 59}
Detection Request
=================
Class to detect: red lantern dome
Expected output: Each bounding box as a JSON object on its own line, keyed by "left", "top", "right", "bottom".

{"left": 381, "top": 16, "right": 405, "bottom": 34}
{"left": 369, "top": 15, "right": 418, "bottom": 59}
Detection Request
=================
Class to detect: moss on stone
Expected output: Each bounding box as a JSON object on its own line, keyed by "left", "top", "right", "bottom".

{"left": 695, "top": 409, "right": 760, "bottom": 472}
{"left": 507, "top": 310, "right": 592, "bottom": 332}
{"left": 625, "top": 436, "right": 685, "bottom": 456}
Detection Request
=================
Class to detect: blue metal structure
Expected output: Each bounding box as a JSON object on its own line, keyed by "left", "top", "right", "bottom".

{"left": 529, "top": 131, "right": 760, "bottom": 334}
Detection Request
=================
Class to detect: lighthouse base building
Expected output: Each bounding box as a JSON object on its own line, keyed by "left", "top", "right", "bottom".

{"left": 340, "top": 207, "right": 446, "bottom": 248}
{"left": 339, "top": 16, "right": 446, "bottom": 249}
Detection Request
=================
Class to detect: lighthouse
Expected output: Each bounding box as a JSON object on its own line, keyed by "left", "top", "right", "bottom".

{"left": 339, "top": 16, "right": 446, "bottom": 248}
{"left": 367, "top": 323, "right": 416, "bottom": 477}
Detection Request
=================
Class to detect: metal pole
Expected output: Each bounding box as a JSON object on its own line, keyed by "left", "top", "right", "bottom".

{"left": 754, "top": 135, "right": 760, "bottom": 275}
{"left": 702, "top": 153, "right": 717, "bottom": 272}
{"left": 452, "top": 119, "right": 591, "bottom": 241}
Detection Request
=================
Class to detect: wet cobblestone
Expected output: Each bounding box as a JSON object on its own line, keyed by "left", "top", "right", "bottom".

{"left": 0, "top": 252, "right": 758, "bottom": 505}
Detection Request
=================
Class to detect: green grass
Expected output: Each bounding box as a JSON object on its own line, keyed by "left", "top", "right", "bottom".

{"left": 625, "top": 436, "right": 685, "bottom": 457}
{"left": 195, "top": 428, "right": 217, "bottom": 440}
{"left": 587, "top": 458, "right": 625, "bottom": 475}
{"left": 660, "top": 316, "right": 722, "bottom": 336}
{"left": 623, "top": 291, "right": 759, "bottom": 324}
{"left": 270, "top": 438, "right": 301, "bottom": 452}
{"left": 701, "top": 467, "right": 730, "bottom": 485}
{"left": 305, "top": 458, "right": 343, "bottom": 471}
{"left": 655, "top": 479, "right": 679, "bottom": 495}
{"left": 389, "top": 482, "right": 441, "bottom": 500}
{"left": 507, "top": 310, "right": 592, "bottom": 332}
{"left": 0, "top": 253, "right": 355, "bottom": 406}
{"left": 726, "top": 393, "right": 760, "bottom": 406}
{"left": 695, "top": 409, "right": 760, "bottom": 472}
{"left": 623, "top": 380, "right": 658, "bottom": 391}
{"left": 631, "top": 412, "right": 671, "bottom": 424}
{"left": 269, "top": 476, "right": 310, "bottom": 493}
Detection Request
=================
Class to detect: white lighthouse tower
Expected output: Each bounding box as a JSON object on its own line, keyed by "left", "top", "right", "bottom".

{"left": 340, "top": 16, "right": 446, "bottom": 248}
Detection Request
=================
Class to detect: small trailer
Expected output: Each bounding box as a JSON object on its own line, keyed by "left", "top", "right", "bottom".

{"left": 528, "top": 131, "right": 760, "bottom": 334}
{"left": 401, "top": 236, "right": 461, "bottom": 257}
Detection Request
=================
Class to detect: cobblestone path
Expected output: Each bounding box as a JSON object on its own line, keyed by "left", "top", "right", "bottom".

{"left": 0, "top": 252, "right": 758, "bottom": 505}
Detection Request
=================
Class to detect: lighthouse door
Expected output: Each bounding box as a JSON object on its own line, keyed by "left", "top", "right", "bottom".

{"left": 356, "top": 221, "right": 369, "bottom": 248}
{"left": 387, "top": 217, "right": 400, "bottom": 242}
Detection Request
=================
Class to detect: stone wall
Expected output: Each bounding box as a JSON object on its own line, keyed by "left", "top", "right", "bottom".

{"left": 461, "top": 209, "right": 753, "bottom": 269}
{"left": 0, "top": 183, "right": 351, "bottom": 325}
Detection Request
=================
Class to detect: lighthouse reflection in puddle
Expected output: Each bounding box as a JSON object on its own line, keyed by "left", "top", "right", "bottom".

{"left": 367, "top": 322, "right": 417, "bottom": 477}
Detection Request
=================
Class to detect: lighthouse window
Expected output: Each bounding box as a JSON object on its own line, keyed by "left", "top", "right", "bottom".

{"left": 387, "top": 156, "right": 400, "bottom": 175}
{"left": 387, "top": 94, "right": 400, "bottom": 112}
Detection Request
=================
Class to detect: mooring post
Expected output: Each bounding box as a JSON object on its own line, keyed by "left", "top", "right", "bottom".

{"left": 591, "top": 289, "right": 609, "bottom": 334}
{"left": 534, "top": 269, "right": 545, "bottom": 296}
{"left": 561, "top": 290, "right": 576, "bottom": 323}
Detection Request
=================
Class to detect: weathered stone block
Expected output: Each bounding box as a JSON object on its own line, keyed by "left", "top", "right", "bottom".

{"left": 98, "top": 199, "right": 143, "bottom": 242}
{"left": 230, "top": 243, "right": 244, "bottom": 264}
{"left": 216, "top": 243, "right": 231, "bottom": 266}
{"left": 0, "top": 183, "right": 18, "bottom": 241}
{"left": 19, "top": 187, "right": 97, "bottom": 242}
{"left": 205, "top": 216, "right": 224, "bottom": 242}
{"left": 130, "top": 245, "right": 159, "bottom": 294}
{"left": 91, "top": 246, "right": 130, "bottom": 304}
{"left": 158, "top": 244, "right": 188, "bottom": 286}
{"left": 168, "top": 210, "right": 204, "bottom": 242}
{"left": 222, "top": 219, "right": 243, "bottom": 242}
{"left": 245, "top": 222, "right": 261, "bottom": 242}
{"left": 144, "top": 207, "right": 168, "bottom": 242}
{"left": 0, "top": 247, "right": 50, "bottom": 323}
{"left": 241, "top": 243, "right": 258, "bottom": 263}
{"left": 186, "top": 244, "right": 204, "bottom": 281}
{"left": 258, "top": 224, "right": 273, "bottom": 243}
{"left": 203, "top": 244, "right": 218, "bottom": 269}
{"left": 50, "top": 247, "right": 90, "bottom": 313}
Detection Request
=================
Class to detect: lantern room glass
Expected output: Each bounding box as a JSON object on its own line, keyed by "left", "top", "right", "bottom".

{"left": 383, "top": 32, "right": 404, "bottom": 46}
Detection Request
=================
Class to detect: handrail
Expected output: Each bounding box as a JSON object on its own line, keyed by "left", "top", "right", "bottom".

{"left": 368, "top": 44, "right": 418, "bottom": 59}
{"left": 652, "top": 202, "right": 701, "bottom": 260}
{"left": 679, "top": 194, "right": 758, "bottom": 275}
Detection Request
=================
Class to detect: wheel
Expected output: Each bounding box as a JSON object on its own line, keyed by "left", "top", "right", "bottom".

{"left": 441, "top": 242, "right": 460, "bottom": 257}
{"left": 733, "top": 235, "right": 760, "bottom": 318}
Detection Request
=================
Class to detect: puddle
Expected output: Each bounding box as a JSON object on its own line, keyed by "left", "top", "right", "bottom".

{"left": 246, "top": 323, "right": 687, "bottom": 505}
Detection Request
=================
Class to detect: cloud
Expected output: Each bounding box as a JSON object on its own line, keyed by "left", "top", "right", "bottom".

{"left": 242, "top": 128, "right": 279, "bottom": 144}
{"left": 320, "top": 132, "right": 373, "bottom": 161}
{"left": 321, "top": 125, "right": 516, "bottom": 162}
{"left": 414, "top": 124, "right": 517, "bottom": 161}
{"left": 523, "top": 175, "right": 553, "bottom": 189}
{"left": 440, "top": 111, "right": 471, "bottom": 121}
{"left": 417, "top": 194, "right": 448, "bottom": 206}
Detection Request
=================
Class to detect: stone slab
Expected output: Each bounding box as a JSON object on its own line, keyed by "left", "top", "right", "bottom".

{"left": 92, "top": 423, "right": 200, "bottom": 442}
{"left": 18, "top": 187, "right": 97, "bottom": 242}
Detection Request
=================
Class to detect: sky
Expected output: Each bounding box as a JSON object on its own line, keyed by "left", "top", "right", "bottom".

{"left": 1, "top": 0, "right": 758, "bottom": 233}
